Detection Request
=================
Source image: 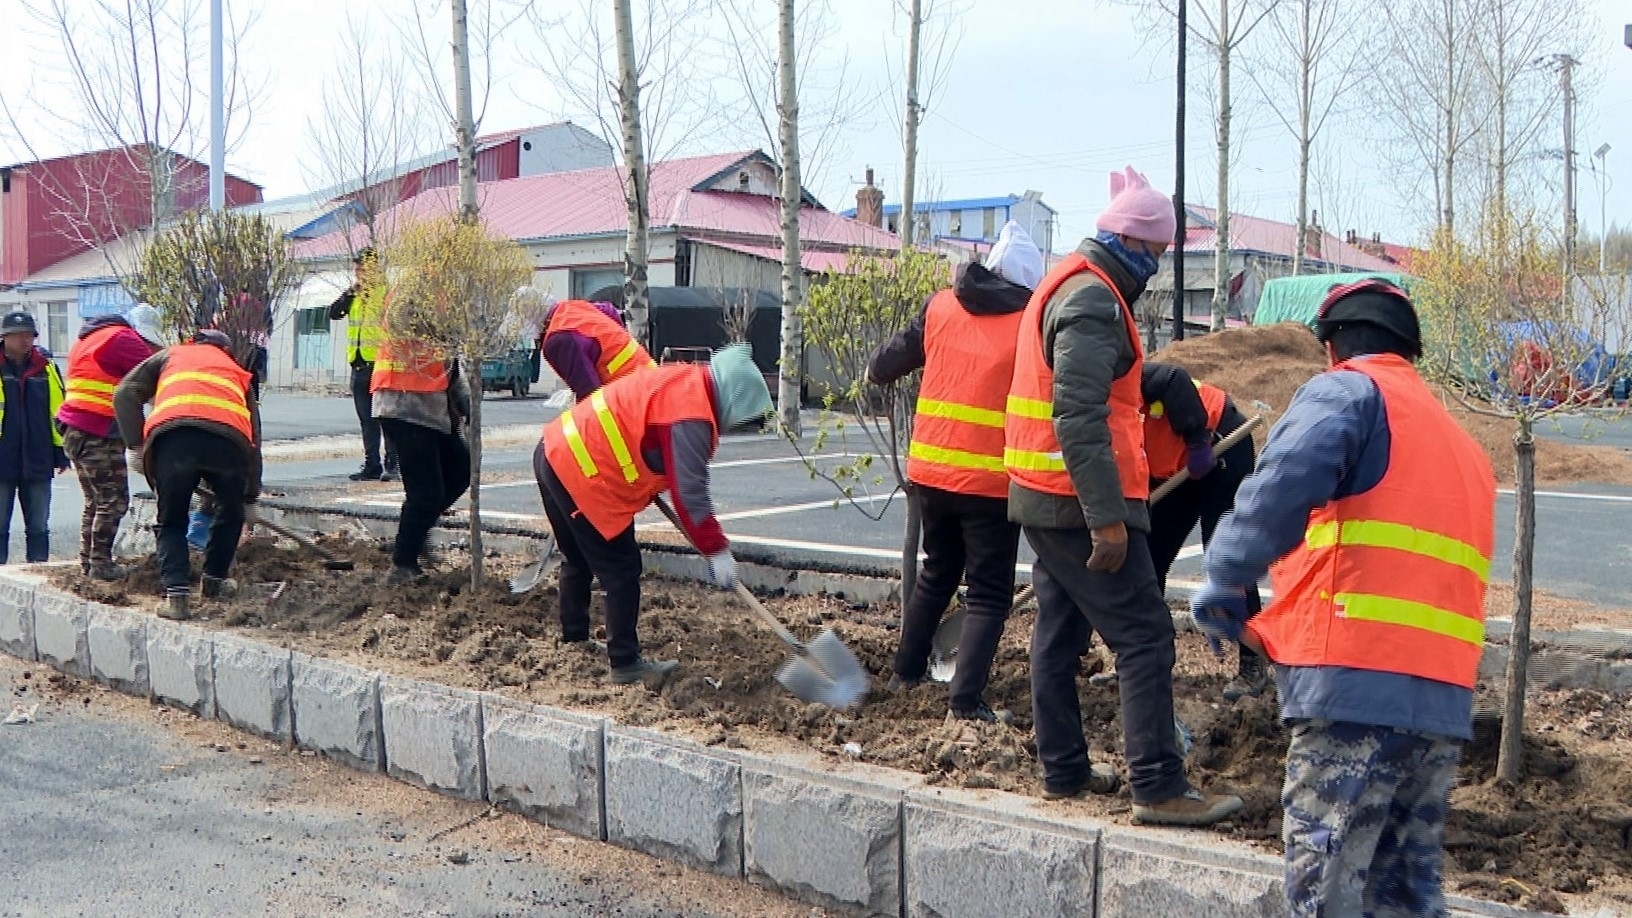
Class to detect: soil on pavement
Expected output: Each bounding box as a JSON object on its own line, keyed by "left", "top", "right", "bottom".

{"left": 54, "top": 535, "right": 1632, "bottom": 914}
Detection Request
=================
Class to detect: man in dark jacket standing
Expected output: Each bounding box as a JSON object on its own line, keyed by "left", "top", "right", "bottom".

{"left": 0, "top": 311, "right": 69, "bottom": 564}
{"left": 868, "top": 221, "right": 1042, "bottom": 721}
{"left": 1004, "top": 167, "right": 1240, "bottom": 825}
{"left": 115, "top": 330, "right": 262, "bottom": 620}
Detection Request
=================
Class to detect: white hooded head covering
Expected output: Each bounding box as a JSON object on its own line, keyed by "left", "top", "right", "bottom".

{"left": 125, "top": 303, "right": 166, "bottom": 347}
{"left": 985, "top": 221, "right": 1045, "bottom": 290}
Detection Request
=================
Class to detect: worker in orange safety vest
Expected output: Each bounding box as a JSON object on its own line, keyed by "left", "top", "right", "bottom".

{"left": 866, "top": 220, "right": 1042, "bottom": 722}
{"left": 538, "top": 299, "right": 656, "bottom": 399}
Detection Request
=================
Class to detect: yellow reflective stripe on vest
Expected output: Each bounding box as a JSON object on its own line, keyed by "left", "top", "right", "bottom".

{"left": 1305, "top": 519, "right": 1491, "bottom": 581}
{"left": 917, "top": 397, "right": 1004, "bottom": 429}
{"left": 156, "top": 370, "right": 243, "bottom": 399}
{"left": 589, "top": 391, "right": 639, "bottom": 484}
{"left": 1005, "top": 394, "right": 1053, "bottom": 420}
{"left": 1333, "top": 592, "right": 1485, "bottom": 647}
{"left": 605, "top": 338, "right": 642, "bottom": 375}
{"left": 68, "top": 379, "right": 116, "bottom": 395}
{"left": 65, "top": 379, "right": 115, "bottom": 410}
{"left": 559, "top": 412, "right": 598, "bottom": 478}
{"left": 909, "top": 441, "right": 1006, "bottom": 473}
{"left": 1003, "top": 447, "right": 1066, "bottom": 472}
{"left": 155, "top": 393, "right": 252, "bottom": 422}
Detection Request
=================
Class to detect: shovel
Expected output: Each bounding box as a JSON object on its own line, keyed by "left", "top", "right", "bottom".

{"left": 509, "top": 531, "right": 563, "bottom": 594}
{"left": 654, "top": 496, "right": 869, "bottom": 709}
{"left": 246, "top": 506, "right": 356, "bottom": 572}
{"left": 928, "top": 415, "right": 1265, "bottom": 683}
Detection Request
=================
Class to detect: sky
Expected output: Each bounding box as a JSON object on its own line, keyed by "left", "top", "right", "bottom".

{"left": 3, "top": 0, "right": 1630, "bottom": 254}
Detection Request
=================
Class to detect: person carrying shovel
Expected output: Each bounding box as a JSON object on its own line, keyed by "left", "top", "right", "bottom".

{"left": 538, "top": 299, "right": 656, "bottom": 399}
{"left": 533, "top": 343, "right": 770, "bottom": 685}
{"left": 866, "top": 220, "right": 1041, "bottom": 722}
{"left": 114, "top": 329, "right": 262, "bottom": 621}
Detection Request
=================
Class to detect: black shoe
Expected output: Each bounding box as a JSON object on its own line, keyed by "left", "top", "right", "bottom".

{"left": 201, "top": 575, "right": 238, "bottom": 599}
{"left": 610, "top": 658, "right": 679, "bottom": 685}
{"left": 1224, "top": 647, "right": 1271, "bottom": 701}
{"left": 386, "top": 565, "right": 424, "bottom": 585}
{"left": 885, "top": 673, "right": 928, "bottom": 693}
{"left": 379, "top": 467, "right": 398, "bottom": 483}
{"left": 948, "top": 702, "right": 1015, "bottom": 725}
{"left": 1042, "top": 763, "right": 1121, "bottom": 799}
{"left": 88, "top": 561, "right": 129, "bottom": 582}
{"left": 349, "top": 464, "right": 385, "bottom": 482}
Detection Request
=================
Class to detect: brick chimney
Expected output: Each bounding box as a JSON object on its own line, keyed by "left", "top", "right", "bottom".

{"left": 1303, "top": 210, "right": 1323, "bottom": 260}
{"left": 855, "top": 167, "right": 885, "bottom": 228}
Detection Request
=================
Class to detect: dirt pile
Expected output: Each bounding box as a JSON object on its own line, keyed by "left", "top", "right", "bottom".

{"left": 50, "top": 541, "right": 1632, "bottom": 910}
{"left": 1152, "top": 322, "right": 1632, "bottom": 486}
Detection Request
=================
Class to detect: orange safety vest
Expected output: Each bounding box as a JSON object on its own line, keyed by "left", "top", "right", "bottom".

{"left": 143, "top": 343, "right": 255, "bottom": 445}
{"left": 1004, "top": 253, "right": 1149, "bottom": 500}
{"left": 1246, "top": 355, "right": 1496, "bottom": 689}
{"left": 1144, "top": 381, "right": 1228, "bottom": 480}
{"left": 542, "top": 364, "right": 718, "bottom": 540}
{"left": 907, "top": 289, "right": 1024, "bottom": 499}
{"left": 370, "top": 339, "right": 450, "bottom": 394}
{"left": 545, "top": 299, "right": 656, "bottom": 389}
{"left": 61, "top": 324, "right": 126, "bottom": 420}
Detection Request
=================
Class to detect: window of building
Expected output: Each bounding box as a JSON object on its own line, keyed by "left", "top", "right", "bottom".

{"left": 982, "top": 207, "right": 997, "bottom": 239}
{"left": 46, "top": 302, "right": 69, "bottom": 355}
{"left": 571, "top": 267, "right": 625, "bottom": 300}
{"left": 948, "top": 211, "right": 962, "bottom": 235}
{"left": 886, "top": 213, "right": 899, "bottom": 233}
{"left": 293, "top": 306, "right": 331, "bottom": 369}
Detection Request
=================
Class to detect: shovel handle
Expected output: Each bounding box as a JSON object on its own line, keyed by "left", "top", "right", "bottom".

{"left": 652, "top": 495, "right": 805, "bottom": 652}
{"left": 247, "top": 506, "right": 344, "bottom": 565}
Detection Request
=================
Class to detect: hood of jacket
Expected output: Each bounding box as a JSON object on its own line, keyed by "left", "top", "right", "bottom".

{"left": 952, "top": 262, "right": 1031, "bottom": 317}
{"left": 1079, "top": 238, "right": 1148, "bottom": 305}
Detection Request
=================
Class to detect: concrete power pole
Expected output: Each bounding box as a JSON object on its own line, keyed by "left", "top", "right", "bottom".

{"left": 776, "top": 0, "right": 804, "bottom": 436}
{"left": 612, "top": 0, "right": 651, "bottom": 349}
{"left": 1560, "top": 53, "right": 1578, "bottom": 280}
{"left": 899, "top": 0, "right": 922, "bottom": 251}
{"left": 1172, "top": 0, "right": 1188, "bottom": 342}
{"left": 208, "top": 0, "right": 224, "bottom": 212}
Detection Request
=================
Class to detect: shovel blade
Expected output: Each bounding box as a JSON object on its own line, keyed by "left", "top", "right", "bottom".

{"left": 509, "top": 537, "right": 562, "bottom": 594}
{"left": 928, "top": 605, "right": 965, "bottom": 684}
{"left": 776, "top": 654, "right": 869, "bottom": 710}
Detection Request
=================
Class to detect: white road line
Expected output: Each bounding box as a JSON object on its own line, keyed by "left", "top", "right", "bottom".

{"left": 1499, "top": 488, "right": 1632, "bottom": 504}
{"left": 713, "top": 493, "right": 895, "bottom": 522}
{"left": 710, "top": 454, "right": 852, "bottom": 469}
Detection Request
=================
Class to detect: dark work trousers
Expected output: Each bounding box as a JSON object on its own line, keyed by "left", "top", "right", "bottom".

{"left": 380, "top": 418, "right": 469, "bottom": 570}
{"left": 534, "top": 444, "right": 645, "bottom": 667}
{"left": 351, "top": 362, "right": 397, "bottom": 471}
{"left": 1025, "top": 525, "right": 1189, "bottom": 803}
{"left": 892, "top": 484, "right": 1021, "bottom": 711}
{"left": 0, "top": 477, "right": 52, "bottom": 564}
{"left": 150, "top": 427, "right": 248, "bottom": 595}
{"left": 1147, "top": 434, "right": 1263, "bottom": 618}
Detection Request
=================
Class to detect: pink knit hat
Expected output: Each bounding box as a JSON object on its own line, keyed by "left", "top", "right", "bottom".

{"left": 1095, "top": 166, "right": 1175, "bottom": 245}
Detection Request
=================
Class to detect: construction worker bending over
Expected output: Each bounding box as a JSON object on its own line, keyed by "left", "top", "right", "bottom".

{"left": 1005, "top": 166, "right": 1241, "bottom": 825}
{"left": 534, "top": 343, "right": 771, "bottom": 685}
{"left": 372, "top": 337, "right": 471, "bottom": 582}
{"left": 1193, "top": 280, "right": 1495, "bottom": 916}
{"left": 539, "top": 299, "right": 656, "bottom": 399}
{"left": 114, "top": 330, "right": 263, "bottom": 621}
{"left": 1140, "top": 361, "right": 1267, "bottom": 701}
{"left": 868, "top": 220, "right": 1042, "bottom": 721}
{"left": 57, "top": 304, "right": 164, "bottom": 579}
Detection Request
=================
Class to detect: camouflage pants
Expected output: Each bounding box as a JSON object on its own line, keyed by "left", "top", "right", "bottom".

{"left": 61, "top": 427, "right": 129, "bottom": 565}
{"left": 1283, "top": 720, "right": 1462, "bottom": 918}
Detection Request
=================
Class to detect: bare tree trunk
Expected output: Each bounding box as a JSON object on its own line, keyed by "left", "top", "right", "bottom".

{"left": 899, "top": 0, "right": 922, "bottom": 250}
{"left": 1211, "top": 0, "right": 1233, "bottom": 332}
{"left": 1497, "top": 421, "right": 1536, "bottom": 783}
{"left": 1292, "top": 0, "right": 1311, "bottom": 276}
{"left": 1440, "top": 1, "right": 1457, "bottom": 237}
{"left": 451, "top": 0, "right": 483, "bottom": 588}
{"left": 776, "top": 0, "right": 804, "bottom": 437}
{"left": 613, "top": 0, "right": 651, "bottom": 349}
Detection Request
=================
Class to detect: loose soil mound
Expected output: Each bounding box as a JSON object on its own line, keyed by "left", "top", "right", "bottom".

{"left": 50, "top": 539, "right": 1632, "bottom": 911}
{"left": 1151, "top": 323, "right": 1632, "bottom": 486}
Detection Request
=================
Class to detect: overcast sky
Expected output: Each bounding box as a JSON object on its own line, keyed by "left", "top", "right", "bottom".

{"left": 3, "top": 0, "right": 1629, "bottom": 253}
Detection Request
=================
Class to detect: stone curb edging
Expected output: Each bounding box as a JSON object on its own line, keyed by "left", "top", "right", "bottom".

{"left": 0, "top": 569, "right": 1558, "bottom": 918}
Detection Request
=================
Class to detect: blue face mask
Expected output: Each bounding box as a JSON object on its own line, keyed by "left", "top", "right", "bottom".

{"left": 1096, "top": 231, "right": 1161, "bottom": 284}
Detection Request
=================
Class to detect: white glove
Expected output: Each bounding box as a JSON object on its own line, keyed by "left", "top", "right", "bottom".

{"left": 706, "top": 550, "right": 738, "bottom": 590}
{"left": 126, "top": 449, "right": 144, "bottom": 476}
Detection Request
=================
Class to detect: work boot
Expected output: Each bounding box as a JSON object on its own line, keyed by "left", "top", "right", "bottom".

{"left": 947, "top": 702, "right": 1015, "bottom": 726}
{"left": 419, "top": 545, "right": 445, "bottom": 569}
{"left": 200, "top": 575, "right": 238, "bottom": 599}
{"left": 1042, "top": 763, "right": 1121, "bottom": 799}
{"left": 386, "top": 565, "right": 424, "bottom": 585}
{"left": 348, "top": 464, "right": 385, "bottom": 482}
{"left": 1132, "top": 788, "right": 1244, "bottom": 827}
{"left": 379, "top": 466, "right": 398, "bottom": 483}
{"left": 562, "top": 637, "right": 607, "bottom": 654}
{"left": 160, "top": 592, "right": 192, "bottom": 621}
{"left": 610, "top": 658, "right": 679, "bottom": 685}
{"left": 885, "top": 673, "right": 928, "bottom": 693}
{"left": 1223, "top": 647, "right": 1271, "bottom": 702}
{"left": 88, "top": 561, "right": 129, "bottom": 582}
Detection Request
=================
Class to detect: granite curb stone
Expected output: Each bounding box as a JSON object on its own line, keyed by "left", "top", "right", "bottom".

{"left": 379, "top": 676, "right": 486, "bottom": 801}
{"left": 32, "top": 588, "right": 90, "bottom": 677}
{"left": 0, "top": 573, "right": 37, "bottom": 661}
{"left": 743, "top": 763, "right": 902, "bottom": 916}
{"left": 604, "top": 726, "right": 743, "bottom": 877}
{"left": 145, "top": 618, "right": 215, "bottom": 715}
{"left": 211, "top": 633, "right": 292, "bottom": 741}
{"left": 86, "top": 603, "right": 149, "bottom": 696}
{"left": 482, "top": 695, "right": 605, "bottom": 841}
{"left": 291, "top": 653, "right": 382, "bottom": 771}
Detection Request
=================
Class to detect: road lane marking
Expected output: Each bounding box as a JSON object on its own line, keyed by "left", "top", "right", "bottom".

{"left": 1500, "top": 488, "right": 1632, "bottom": 504}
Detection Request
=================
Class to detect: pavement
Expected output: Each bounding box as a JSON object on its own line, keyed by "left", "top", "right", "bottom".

{"left": 0, "top": 653, "right": 822, "bottom": 917}
{"left": 11, "top": 391, "right": 1632, "bottom": 610}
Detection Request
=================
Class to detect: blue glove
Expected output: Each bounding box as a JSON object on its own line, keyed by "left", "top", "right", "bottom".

{"left": 1185, "top": 441, "right": 1216, "bottom": 479}
{"left": 186, "top": 510, "right": 212, "bottom": 552}
{"left": 1189, "top": 580, "right": 1249, "bottom": 658}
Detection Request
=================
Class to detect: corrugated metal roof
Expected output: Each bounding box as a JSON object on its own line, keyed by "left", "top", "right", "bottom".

{"left": 692, "top": 240, "right": 856, "bottom": 274}
{"left": 1182, "top": 206, "right": 1401, "bottom": 273}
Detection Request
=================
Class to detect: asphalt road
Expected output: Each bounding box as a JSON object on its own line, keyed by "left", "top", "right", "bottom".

{"left": 0, "top": 654, "right": 818, "bottom": 918}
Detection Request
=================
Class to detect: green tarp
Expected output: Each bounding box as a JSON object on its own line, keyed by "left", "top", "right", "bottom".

{"left": 1253, "top": 272, "right": 1412, "bottom": 327}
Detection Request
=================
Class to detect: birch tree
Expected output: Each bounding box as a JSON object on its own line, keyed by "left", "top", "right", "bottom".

{"left": 900, "top": 0, "right": 923, "bottom": 250}
{"left": 776, "top": 0, "right": 805, "bottom": 435}
{"left": 611, "top": 0, "right": 653, "bottom": 349}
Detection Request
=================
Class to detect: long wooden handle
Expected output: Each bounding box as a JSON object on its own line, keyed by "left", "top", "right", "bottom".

{"left": 652, "top": 495, "right": 804, "bottom": 651}
{"left": 1147, "top": 414, "right": 1264, "bottom": 504}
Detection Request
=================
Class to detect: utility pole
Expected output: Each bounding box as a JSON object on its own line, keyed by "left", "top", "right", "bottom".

{"left": 900, "top": 0, "right": 922, "bottom": 251}
{"left": 613, "top": 0, "right": 651, "bottom": 348}
{"left": 1559, "top": 53, "right": 1578, "bottom": 281}
{"left": 208, "top": 0, "right": 224, "bottom": 211}
{"left": 776, "top": 0, "right": 803, "bottom": 436}
{"left": 1172, "top": 0, "right": 1188, "bottom": 342}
